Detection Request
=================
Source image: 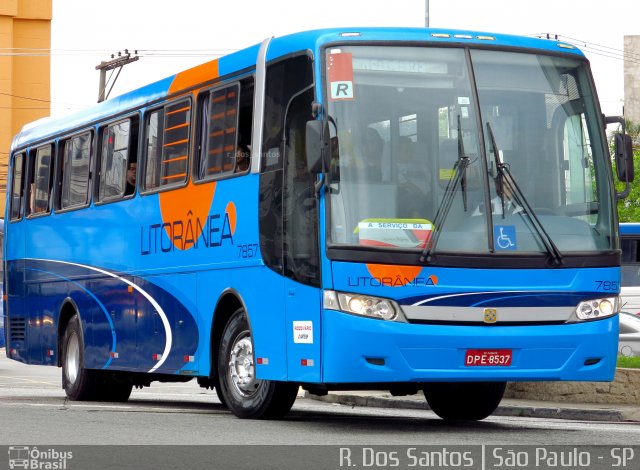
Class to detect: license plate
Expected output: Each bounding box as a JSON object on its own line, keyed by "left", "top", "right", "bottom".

{"left": 465, "top": 349, "right": 512, "bottom": 366}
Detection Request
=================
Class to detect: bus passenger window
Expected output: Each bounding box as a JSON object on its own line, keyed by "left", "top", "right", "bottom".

{"left": 9, "top": 153, "right": 25, "bottom": 221}
{"left": 199, "top": 84, "right": 240, "bottom": 179}
{"left": 59, "top": 132, "right": 92, "bottom": 210}
{"left": 97, "top": 119, "right": 137, "bottom": 202}
{"left": 29, "top": 145, "right": 54, "bottom": 215}
{"left": 144, "top": 100, "right": 190, "bottom": 191}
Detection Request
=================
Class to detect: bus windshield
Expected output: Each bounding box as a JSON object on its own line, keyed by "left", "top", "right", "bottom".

{"left": 325, "top": 45, "right": 614, "bottom": 260}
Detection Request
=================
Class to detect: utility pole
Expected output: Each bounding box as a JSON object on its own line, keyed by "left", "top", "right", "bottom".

{"left": 425, "top": 0, "right": 429, "bottom": 27}
{"left": 95, "top": 50, "right": 139, "bottom": 103}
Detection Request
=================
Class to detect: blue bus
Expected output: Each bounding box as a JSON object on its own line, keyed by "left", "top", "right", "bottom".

{"left": 619, "top": 223, "right": 640, "bottom": 316}
{"left": 4, "top": 28, "right": 633, "bottom": 420}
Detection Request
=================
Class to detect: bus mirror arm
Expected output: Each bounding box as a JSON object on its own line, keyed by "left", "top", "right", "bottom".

{"left": 305, "top": 119, "right": 330, "bottom": 174}
{"left": 605, "top": 116, "right": 634, "bottom": 198}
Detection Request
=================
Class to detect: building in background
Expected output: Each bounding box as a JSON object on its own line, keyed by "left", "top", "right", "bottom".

{"left": 0, "top": 0, "right": 51, "bottom": 214}
{"left": 624, "top": 35, "right": 640, "bottom": 126}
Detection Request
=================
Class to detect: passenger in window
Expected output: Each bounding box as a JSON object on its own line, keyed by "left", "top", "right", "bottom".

{"left": 125, "top": 162, "right": 137, "bottom": 195}
{"left": 235, "top": 146, "right": 250, "bottom": 173}
{"left": 473, "top": 179, "right": 522, "bottom": 217}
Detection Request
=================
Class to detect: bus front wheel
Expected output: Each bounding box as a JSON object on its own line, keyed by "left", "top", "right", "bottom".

{"left": 217, "top": 308, "right": 298, "bottom": 419}
{"left": 423, "top": 381, "right": 506, "bottom": 421}
{"left": 62, "top": 314, "right": 101, "bottom": 401}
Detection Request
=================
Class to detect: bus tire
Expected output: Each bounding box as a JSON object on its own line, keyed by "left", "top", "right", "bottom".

{"left": 97, "top": 374, "right": 133, "bottom": 402}
{"left": 61, "top": 314, "right": 101, "bottom": 401}
{"left": 423, "top": 381, "right": 506, "bottom": 421}
{"left": 217, "top": 308, "right": 298, "bottom": 419}
{"left": 213, "top": 376, "right": 228, "bottom": 408}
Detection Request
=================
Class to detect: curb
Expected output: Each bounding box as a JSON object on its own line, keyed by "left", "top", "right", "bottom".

{"left": 308, "top": 393, "right": 638, "bottom": 422}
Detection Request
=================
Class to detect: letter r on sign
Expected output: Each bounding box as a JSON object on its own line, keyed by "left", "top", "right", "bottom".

{"left": 331, "top": 81, "right": 354, "bottom": 100}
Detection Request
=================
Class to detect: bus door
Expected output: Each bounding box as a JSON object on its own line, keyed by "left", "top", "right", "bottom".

{"left": 260, "top": 55, "right": 321, "bottom": 381}
{"left": 282, "top": 87, "right": 322, "bottom": 382}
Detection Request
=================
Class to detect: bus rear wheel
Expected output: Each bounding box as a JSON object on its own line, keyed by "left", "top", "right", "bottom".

{"left": 217, "top": 308, "right": 298, "bottom": 419}
{"left": 423, "top": 381, "right": 506, "bottom": 421}
{"left": 62, "top": 314, "right": 101, "bottom": 401}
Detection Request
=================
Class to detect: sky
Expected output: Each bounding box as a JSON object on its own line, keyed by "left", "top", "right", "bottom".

{"left": 50, "top": 0, "right": 639, "bottom": 118}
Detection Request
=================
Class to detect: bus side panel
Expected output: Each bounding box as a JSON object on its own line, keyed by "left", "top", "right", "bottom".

{"left": 134, "top": 273, "right": 199, "bottom": 373}
{"left": 5, "top": 219, "right": 27, "bottom": 362}
{"left": 233, "top": 266, "right": 288, "bottom": 381}
{"left": 284, "top": 279, "right": 322, "bottom": 382}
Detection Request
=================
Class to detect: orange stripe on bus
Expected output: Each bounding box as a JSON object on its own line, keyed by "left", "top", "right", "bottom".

{"left": 162, "top": 155, "right": 188, "bottom": 164}
{"left": 163, "top": 139, "right": 189, "bottom": 147}
{"left": 166, "top": 106, "right": 190, "bottom": 116}
{"left": 160, "top": 173, "right": 187, "bottom": 180}
{"left": 208, "top": 127, "right": 236, "bottom": 138}
{"left": 169, "top": 60, "right": 219, "bottom": 94}
{"left": 165, "top": 122, "right": 189, "bottom": 132}
{"left": 208, "top": 128, "right": 237, "bottom": 137}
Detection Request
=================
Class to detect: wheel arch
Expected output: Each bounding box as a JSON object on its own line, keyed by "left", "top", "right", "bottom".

{"left": 210, "top": 289, "right": 249, "bottom": 378}
{"left": 56, "top": 298, "right": 81, "bottom": 367}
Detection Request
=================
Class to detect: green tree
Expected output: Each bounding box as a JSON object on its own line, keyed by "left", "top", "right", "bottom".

{"left": 614, "top": 119, "right": 640, "bottom": 222}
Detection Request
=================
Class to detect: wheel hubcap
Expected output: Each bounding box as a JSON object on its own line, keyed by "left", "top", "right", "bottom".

{"left": 228, "top": 331, "right": 261, "bottom": 397}
{"left": 65, "top": 332, "right": 80, "bottom": 385}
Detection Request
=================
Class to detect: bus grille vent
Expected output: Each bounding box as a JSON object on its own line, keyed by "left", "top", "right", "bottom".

{"left": 9, "top": 317, "right": 26, "bottom": 341}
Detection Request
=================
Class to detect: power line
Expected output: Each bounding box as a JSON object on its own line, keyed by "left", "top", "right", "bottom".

{"left": 0, "top": 91, "right": 51, "bottom": 103}
{"left": 96, "top": 50, "right": 140, "bottom": 102}
{"left": 0, "top": 107, "right": 50, "bottom": 110}
{"left": 532, "top": 33, "right": 640, "bottom": 66}
{"left": 0, "top": 47, "right": 236, "bottom": 58}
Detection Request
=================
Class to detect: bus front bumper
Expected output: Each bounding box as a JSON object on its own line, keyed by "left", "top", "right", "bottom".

{"left": 321, "top": 309, "right": 618, "bottom": 383}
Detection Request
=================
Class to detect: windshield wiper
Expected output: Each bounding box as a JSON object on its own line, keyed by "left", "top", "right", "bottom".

{"left": 486, "top": 122, "right": 563, "bottom": 266}
{"left": 419, "top": 115, "right": 469, "bottom": 264}
{"left": 457, "top": 115, "right": 469, "bottom": 212}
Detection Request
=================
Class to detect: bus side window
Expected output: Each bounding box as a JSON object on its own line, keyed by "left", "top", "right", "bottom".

{"left": 198, "top": 84, "right": 240, "bottom": 179}
{"left": 59, "top": 132, "right": 92, "bottom": 210}
{"left": 143, "top": 100, "right": 190, "bottom": 191}
{"left": 28, "top": 144, "right": 54, "bottom": 215}
{"left": 97, "top": 118, "right": 138, "bottom": 202}
{"left": 9, "top": 153, "right": 25, "bottom": 221}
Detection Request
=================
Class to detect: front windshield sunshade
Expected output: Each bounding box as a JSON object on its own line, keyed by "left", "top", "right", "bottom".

{"left": 325, "top": 45, "right": 614, "bottom": 262}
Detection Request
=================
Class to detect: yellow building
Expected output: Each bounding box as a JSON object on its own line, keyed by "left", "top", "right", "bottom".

{"left": 0, "top": 0, "right": 52, "bottom": 214}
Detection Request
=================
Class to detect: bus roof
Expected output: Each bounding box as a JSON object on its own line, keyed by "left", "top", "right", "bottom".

{"left": 10, "top": 27, "right": 585, "bottom": 152}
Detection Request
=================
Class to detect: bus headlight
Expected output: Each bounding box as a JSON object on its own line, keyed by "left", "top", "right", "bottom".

{"left": 323, "top": 290, "right": 406, "bottom": 322}
{"left": 574, "top": 297, "right": 619, "bottom": 321}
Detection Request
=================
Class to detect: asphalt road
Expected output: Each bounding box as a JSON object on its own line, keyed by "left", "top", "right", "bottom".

{"left": 1, "top": 351, "right": 640, "bottom": 469}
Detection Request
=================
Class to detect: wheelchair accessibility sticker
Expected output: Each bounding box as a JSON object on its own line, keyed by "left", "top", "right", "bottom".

{"left": 493, "top": 225, "right": 517, "bottom": 250}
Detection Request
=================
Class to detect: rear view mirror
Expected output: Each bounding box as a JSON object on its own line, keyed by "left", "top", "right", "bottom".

{"left": 305, "top": 120, "right": 329, "bottom": 174}
{"left": 614, "top": 133, "right": 634, "bottom": 182}
{"left": 604, "top": 115, "right": 634, "bottom": 199}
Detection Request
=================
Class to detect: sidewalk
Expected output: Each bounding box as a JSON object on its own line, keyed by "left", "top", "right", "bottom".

{"left": 307, "top": 390, "right": 640, "bottom": 422}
